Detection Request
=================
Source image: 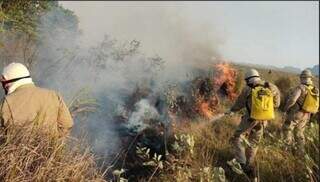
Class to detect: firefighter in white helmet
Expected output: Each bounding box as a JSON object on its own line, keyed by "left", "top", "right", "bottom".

{"left": 0, "top": 62, "right": 73, "bottom": 137}
{"left": 282, "top": 69, "right": 319, "bottom": 155}
{"left": 226, "top": 68, "right": 281, "bottom": 178}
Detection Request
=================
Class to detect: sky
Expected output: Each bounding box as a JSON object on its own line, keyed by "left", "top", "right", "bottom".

{"left": 60, "top": 1, "right": 319, "bottom": 69}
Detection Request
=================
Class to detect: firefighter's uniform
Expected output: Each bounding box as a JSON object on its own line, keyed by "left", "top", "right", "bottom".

{"left": 229, "top": 69, "right": 281, "bottom": 167}
{"left": 282, "top": 69, "right": 319, "bottom": 155}
{"left": 0, "top": 63, "right": 73, "bottom": 137}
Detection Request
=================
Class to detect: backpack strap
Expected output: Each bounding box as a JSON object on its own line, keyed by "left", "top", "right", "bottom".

{"left": 245, "top": 93, "right": 251, "bottom": 115}
{"left": 246, "top": 85, "right": 261, "bottom": 115}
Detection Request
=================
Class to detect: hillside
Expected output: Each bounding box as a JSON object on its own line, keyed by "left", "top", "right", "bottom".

{"left": 106, "top": 63, "right": 319, "bottom": 182}
{"left": 235, "top": 62, "right": 319, "bottom": 77}
{"left": 235, "top": 63, "right": 319, "bottom": 87}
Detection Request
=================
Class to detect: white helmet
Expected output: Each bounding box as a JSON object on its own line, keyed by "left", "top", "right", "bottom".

{"left": 300, "top": 69, "right": 313, "bottom": 78}
{"left": 245, "top": 69, "right": 260, "bottom": 80}
{"left": 300, "top": 69, "right": 313, "bottom": 85}
{"left": 1, "top": 62, "right": 31, "bottom": 82}
{"left": 1, "top": 63, "right": 32, "bottom": 94}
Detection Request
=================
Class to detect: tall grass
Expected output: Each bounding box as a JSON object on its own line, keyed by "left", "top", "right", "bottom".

{"left": 140, "top": 114, "right": 318, "bottom": 182}
{"left": 0, "top": 122, "right": 106, "bottom": 182}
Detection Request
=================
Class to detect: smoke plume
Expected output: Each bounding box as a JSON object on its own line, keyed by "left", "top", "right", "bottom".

{"left": 6, "top": 2, "right": 227, "bottom": 158}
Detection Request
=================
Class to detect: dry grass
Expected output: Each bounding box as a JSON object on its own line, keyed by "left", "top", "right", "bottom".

{"left": 150, "top": 113, "right": 319, "bottom": 182}
{"left": 0, "top": 126, "right": 106, "bottom": 182}
{"left": 0, "top": 88, "right": 107, "bottom": 182}
{"left": 127, "top": 66, "right": 319, "bottom": 182}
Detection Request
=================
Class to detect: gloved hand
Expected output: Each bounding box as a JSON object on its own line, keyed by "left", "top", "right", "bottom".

{"left": 224, "top": 110, "right": 234, "bottom": 116}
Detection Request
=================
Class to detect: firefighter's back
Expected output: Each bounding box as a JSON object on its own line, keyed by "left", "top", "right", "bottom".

{"left": 2, "top": 83, "right": 64, "bottom": 133}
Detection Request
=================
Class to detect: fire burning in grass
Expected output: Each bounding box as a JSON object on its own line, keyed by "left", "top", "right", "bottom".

{"left": 213, "top": 63, "right": 238, "bottom": 100}
{"left": 199, "top": 102, "right": 214, "bottom": 119}
{"left": 196, "top": 96, "right": 219, "bottom": 120}
{"left": 106, "top": 62, "right": 240, "bottom": 180}
{"left": 196, "top": 63, "right": 238, "bottom": 119}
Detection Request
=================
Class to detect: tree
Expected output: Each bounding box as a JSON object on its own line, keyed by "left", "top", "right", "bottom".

{"left": 0, "top": 0, "right": 78, "bottom": 69}
{"left": 0, "top": 0, "right": 57, "bottom": 36}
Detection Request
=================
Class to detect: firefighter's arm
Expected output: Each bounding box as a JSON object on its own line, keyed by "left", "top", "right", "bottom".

{"left": 56, "top": 93, "right": 74, "bottom": 136}
{"left": 0, "top": 100, "right": 5, "bottom": 139}
{"left": 283, "top": 87, "right": 301, "bottom": 113}
{"left": 271, "top": 84, "right": 281, "bottom": 108}
{"left": 0, "top": 98, "right": 10, "bottom": 141}
{"left": 230, "top": 87, "right": 249, "bottom": 112}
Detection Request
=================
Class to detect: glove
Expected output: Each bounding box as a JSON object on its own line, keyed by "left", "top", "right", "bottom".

{"left": 224, "top": 110, "right": 234, "bottom": 116}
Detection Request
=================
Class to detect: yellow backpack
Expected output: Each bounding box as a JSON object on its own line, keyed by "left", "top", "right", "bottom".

{"left": 302, "top": 85, "right": 319, "bottom": 113}
{"left": 250, "top": 85, "right": 275, "bottom": 120}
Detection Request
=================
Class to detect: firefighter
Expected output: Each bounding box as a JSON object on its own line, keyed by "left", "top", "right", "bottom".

{"left": 0, "top": 62, "right": 73, "bottom": 137}
{"left": 226, "top": 68, "right": 281, "bottom": 178}
{"left": 282, "top": 69, "right": 319, "bottom": 156}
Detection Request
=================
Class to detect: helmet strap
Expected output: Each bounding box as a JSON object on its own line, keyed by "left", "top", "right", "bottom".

{"left": 245, "top": 76, "right": 259, "bottom": 82}
{"left": 1, "top": 76, "right": 31, "bottom": 84}
{"left": 1, "top": 76, "right": 30, "bottom": 95}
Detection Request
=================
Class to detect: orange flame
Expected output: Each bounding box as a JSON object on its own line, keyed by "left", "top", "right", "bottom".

{"left": 195, "top": 63, "right": 237, "bottom": 119}
{"left": 196, "top": 94, "right": 219, "bottom": 119}
{"left": 213, "top": 63, "right": 238, "bottom": 100}
{"left": 199, "top": 102, "right": 214, "bottom": 119}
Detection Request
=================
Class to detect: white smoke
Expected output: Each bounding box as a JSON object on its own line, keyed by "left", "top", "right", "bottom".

{"left": 26, "top": 2, "right": 226, "bottom": 157}
{"left": 60, "top": 1, "right": 226, "bottom": 83}
{"left": 126, "top": 99, "right": 160, "bottom": 133}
